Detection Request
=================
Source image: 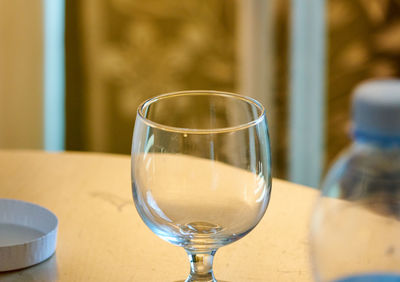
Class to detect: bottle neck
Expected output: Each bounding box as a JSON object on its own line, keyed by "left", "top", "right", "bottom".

{"left": 353, "top": 129, "right": 400, "bottom": 149}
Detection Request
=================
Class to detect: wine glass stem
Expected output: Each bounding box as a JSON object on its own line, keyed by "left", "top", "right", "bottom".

{"left": 185, "top": 249, "right": 217, "bottom": 282}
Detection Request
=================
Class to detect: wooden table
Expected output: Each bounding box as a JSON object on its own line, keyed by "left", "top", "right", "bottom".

{"left": 0, "top": 150, "right": 318, "bottom": 281}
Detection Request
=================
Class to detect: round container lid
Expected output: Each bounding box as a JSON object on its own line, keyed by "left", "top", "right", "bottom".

{"left": 0, "top": 199, "right": 58, "bottom": 272}
{"left": 353, "top": 79, "right": 400, "bottom": 142}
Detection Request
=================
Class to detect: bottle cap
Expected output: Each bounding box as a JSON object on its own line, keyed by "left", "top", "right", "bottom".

{"left": 353, "top": 79, "right": 400, "bottom": 144}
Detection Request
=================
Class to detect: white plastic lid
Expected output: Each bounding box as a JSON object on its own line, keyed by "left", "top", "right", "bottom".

{"left": 352, "top": 79, "right": 400, "bottom": 143}
{"left": 0, "top": 199, "right": 58, "bottom": 272}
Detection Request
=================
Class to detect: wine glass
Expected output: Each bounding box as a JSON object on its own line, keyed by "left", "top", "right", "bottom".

{"left": 131, "top": 90, "right": 272, "bottom": 281}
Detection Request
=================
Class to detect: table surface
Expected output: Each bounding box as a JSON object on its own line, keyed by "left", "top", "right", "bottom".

{"left": 0, "top": 150, "right": 318, "bottom": 282}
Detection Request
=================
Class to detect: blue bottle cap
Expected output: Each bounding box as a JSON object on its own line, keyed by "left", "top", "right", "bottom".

{"left": 353, "top": 79, "right": 400, "bottom": 144}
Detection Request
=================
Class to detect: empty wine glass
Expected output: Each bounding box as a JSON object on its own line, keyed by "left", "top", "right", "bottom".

{"left": 131, "top": 91, "right": 272, "bottom": 281}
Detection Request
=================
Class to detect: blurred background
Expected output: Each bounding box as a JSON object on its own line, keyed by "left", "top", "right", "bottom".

{"left": 1, "top": 0, "right": 400, "bottom": 187}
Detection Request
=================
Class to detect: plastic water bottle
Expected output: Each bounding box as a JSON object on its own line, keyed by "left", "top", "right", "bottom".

{"left": 310, "top": 79, "right": 400, "bottom": 282}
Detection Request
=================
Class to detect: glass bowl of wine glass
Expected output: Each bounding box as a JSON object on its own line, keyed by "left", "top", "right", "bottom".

{"left": 131, "top": 90, "right": 272, "bottom": 281}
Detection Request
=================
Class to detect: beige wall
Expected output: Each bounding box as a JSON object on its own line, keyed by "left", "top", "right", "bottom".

{"left": 0, "top": 0, "right": 44, "bottom": 149}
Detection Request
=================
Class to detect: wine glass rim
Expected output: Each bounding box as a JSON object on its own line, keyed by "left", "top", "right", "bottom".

{"left": 137, "top": 90, "right": 266, "bottom": 134}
